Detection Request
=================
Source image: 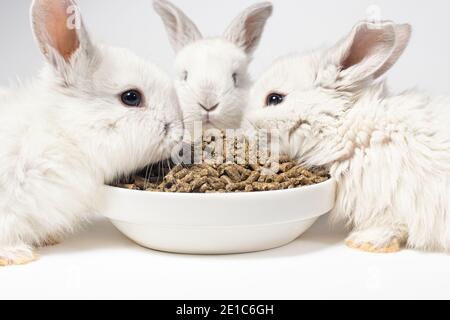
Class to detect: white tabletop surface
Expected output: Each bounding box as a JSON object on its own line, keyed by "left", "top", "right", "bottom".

{"left": 1, "top": 215, "right": 449, "bottom": 300}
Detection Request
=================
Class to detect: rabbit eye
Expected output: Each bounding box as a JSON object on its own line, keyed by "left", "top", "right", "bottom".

{"left": 232, "top": 73, "right": 238, "bottom": 86}
{"left": 120, "top": 89, "right": 142, "bottom": 107}
{"left": 266, "top": 93, "right": 285, "bottom": 106}
{"left": 182, "top": 71, "right": 188, "bottom": 81}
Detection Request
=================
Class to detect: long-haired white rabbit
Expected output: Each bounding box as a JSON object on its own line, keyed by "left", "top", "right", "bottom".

{"left": 247, "top": 20, "right": 450, "bottom": 253}
{"left": 0, "top": 0, "right": 183, "bottom": 266}
{"left": 153, "top": 0, "right": 273, "bottom": 136}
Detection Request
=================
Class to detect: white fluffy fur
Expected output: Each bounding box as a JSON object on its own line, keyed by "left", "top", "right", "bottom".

{"left": 247, "top": 20, "right": 450, "bottom": 252}
{"left": 0, "top": 0, "right": 183, "bottom": 265}
{"left": 153, "top": 0, "right": 272, "bottom": 136}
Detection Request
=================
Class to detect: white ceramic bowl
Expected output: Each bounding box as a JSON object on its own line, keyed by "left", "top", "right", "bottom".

{"left": 101, "top": 179, "right": 336, "bottom": 254}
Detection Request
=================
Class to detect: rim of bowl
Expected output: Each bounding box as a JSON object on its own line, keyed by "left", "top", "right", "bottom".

{"left": 104, "top": 177, "right": 335, "bottom": 199}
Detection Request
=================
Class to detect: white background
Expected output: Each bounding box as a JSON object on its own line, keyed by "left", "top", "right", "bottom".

{"left": 1, "top": 0, "right": 450, "bottom": 300}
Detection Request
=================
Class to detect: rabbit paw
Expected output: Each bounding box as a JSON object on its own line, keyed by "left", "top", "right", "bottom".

{"left": 0, "top": 246, "right": 38, "bottom": 266}
{"left": 345, "top": 228, "right": 405, "bottom": 254}
{"left": 346, "top": 238, "right": 401, "bottom": 253}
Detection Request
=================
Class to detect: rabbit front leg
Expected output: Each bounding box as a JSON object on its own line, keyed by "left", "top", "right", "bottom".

{"left": 339, "top": 178, "right": 408, "bottom": 253}
{"left": 0, "top": 244, "right": 38, "bottom": 266}
{"left": 345, "top": 224, "right": 408, "bottom": 253}
{"left": 0, "top": 214, "right": 38, "bottom": 266}
{"left": 333, "top": 147, "right": 409, "bottom": 254}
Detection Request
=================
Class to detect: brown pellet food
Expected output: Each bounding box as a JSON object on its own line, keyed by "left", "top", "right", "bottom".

{"left": 115, "top": 132, "right": 329, "bottom": 193}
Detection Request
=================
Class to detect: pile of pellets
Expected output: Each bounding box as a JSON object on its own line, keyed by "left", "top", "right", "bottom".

{"left": 116, "top": 132, "right": 329, "bottom": 193}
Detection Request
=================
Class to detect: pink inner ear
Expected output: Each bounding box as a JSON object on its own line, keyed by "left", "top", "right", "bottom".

{"left": 42, "top": 0, "right": 80, "bottom": 61}
{"left": 342, "top": 26, "right": 389, "bottom": 71}
{"left": 242, "top": 13, "right": 263, "bottom": 53}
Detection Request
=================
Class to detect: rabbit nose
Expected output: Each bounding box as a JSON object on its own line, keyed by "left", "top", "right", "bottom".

{"left": 198, "top": 102, "right": 219, "bottom": 112}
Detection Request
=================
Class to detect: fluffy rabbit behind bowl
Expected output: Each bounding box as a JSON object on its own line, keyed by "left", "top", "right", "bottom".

{"left": 153, "top": 0, "right": 273, "bottom": 137}
{"left": 247, "top": 20, "right": 450, "bottom": 253}
{"left": 0, "top": 0, "right": 183, "bottom": 266}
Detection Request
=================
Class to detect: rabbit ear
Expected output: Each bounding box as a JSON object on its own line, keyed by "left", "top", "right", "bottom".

{"left": 223, "top": 2, "right": 273, "bottom": 55}
{"left": 327, "top": 21, "right": 411, "bottom": 84}
{"left": 31, "top": 0, "right": 93, "bottom": 66}
{"left": 153, "top": 0, "right": 202, "bottom": 52}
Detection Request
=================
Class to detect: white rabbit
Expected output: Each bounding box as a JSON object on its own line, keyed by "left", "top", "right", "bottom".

{"left": 247, "top": 20, "right": 450, "bottom": 253}
{"left": 153, "top": 0, "right": 273, "bottom": 137}
{"left": 0, "top": 0, "right": 183, "bottom": 266}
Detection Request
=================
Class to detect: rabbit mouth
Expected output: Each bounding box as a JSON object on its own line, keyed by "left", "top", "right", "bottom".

{"left": 202, "top": 116, "right": 218, "bottom": 130}
{"left": 289, "top": 119, "right": 310, "bottom": 140}
{"left": 203, "top": 112, "right": 214, "bottom": 125}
